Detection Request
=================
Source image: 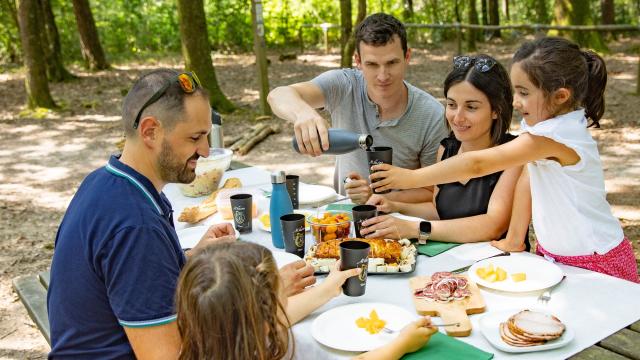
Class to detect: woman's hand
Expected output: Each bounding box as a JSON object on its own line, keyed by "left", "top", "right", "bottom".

{"left": 344, "top": 172, "right": 372, "bottom": 205}
{"left": 359, "top": 215, "right": 417, "bottom": 240}
{"left": 365, "top": 194, "right": 397, "bottom": 214}
{"left": 395, "top": 317, "right": 437, "bottom": 353}
{"left": 321, "top": 260, "right": 361, "bottom": 297}
{"left": 369, "top": 164, "right": 416, "bottom": 192}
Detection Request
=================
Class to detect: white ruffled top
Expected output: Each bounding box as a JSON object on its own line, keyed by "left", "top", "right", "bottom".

{"left": 520, "top": 109, "right": 623, "bottom": 256}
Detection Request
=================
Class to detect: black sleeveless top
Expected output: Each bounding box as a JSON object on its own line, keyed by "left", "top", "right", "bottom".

{"left": 435, "top": 134, "right": 530, "bottom": 250}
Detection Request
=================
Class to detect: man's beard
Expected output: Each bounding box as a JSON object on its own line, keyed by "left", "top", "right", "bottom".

{"left": 158, "top": 140, "right": 198, "bottom": 184}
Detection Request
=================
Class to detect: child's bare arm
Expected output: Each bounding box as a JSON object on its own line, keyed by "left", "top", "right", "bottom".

{"left": 492, "top": 167, "right": 531, "bottom": 252}
{"left": 369, "top": 133, "right": 578, "bottom": 192}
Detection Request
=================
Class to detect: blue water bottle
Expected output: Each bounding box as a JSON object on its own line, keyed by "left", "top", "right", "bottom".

{"left": 270, "top": 171, "right": 293, "bottom": 249}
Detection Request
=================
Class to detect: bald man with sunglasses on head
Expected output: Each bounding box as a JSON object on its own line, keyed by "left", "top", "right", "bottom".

{"left": 47, "top": 69, "right": 315, "bottom": 359}
{"left": 47, "top": 69, "right": 226, "bottom": 359}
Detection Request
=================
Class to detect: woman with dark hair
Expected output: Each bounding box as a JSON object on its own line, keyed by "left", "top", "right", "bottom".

{"left": 360, "top": 54, "right": 527, "bottom": 248}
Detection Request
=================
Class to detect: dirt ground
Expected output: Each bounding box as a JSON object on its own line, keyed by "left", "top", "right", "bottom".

{"left": 1, "top": 38, "right": 639, "bottom": 358}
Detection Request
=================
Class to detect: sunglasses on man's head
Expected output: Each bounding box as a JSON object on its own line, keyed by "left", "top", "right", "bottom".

{"left": 453, "top": 55, "right": 496, "bottom": 73}
{"left": 133, "top": 72, "right": 201, "bottom": 129}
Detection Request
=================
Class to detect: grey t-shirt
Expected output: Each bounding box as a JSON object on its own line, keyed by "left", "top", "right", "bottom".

{"left": 311, "top": 69, "right": 447, "bottom": 194}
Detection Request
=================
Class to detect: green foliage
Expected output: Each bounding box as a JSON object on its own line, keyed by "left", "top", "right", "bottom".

{"left": 0, "top": 0, "right": 20, "bottom": 63}
{"left": 52, "top": 0, "right": 181, "bottom": 62}
{"left": 1, "top": 0, "right": 639, "bottom": 64}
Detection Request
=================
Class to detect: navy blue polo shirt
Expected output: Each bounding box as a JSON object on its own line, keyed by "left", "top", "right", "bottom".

{"left": 47, "top": 155, "right": 186, "bottom": 359}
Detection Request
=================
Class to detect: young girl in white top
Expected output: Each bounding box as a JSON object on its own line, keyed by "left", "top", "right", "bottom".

{"left": 368, "top": 37, "right": 638, "bottom": 283}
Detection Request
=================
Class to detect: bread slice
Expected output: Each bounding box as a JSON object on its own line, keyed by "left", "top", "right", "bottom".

{"left": 178, "top": 178, "right": 242, "bottom": 223}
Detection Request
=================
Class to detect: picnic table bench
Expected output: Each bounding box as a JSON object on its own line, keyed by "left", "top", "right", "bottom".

{"left": 10, "top": 161, "right": 640, "bottom": 358}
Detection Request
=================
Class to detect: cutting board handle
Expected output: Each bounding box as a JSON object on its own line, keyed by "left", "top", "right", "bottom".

{"left": 437, "top": 305, "right": 472, "bottom": 337}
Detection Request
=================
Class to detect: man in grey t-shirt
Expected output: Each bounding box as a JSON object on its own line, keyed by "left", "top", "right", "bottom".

{"left": 268, "top": 13, "right": 447, "bottom": 203}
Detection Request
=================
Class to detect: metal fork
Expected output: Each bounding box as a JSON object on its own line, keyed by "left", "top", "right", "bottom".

{"left": 537, "top": 275, "right": 567, "bottom": 305}
{"left": 382, "top": 322, "right": 460, "bottom": 333}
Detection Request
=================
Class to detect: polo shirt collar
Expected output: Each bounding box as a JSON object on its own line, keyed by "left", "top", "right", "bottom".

{"left": 105, "top": 155, "right": 169, "bottom": 216}
{"left": 363, "top": 80, "right": 412, "bottom": 128}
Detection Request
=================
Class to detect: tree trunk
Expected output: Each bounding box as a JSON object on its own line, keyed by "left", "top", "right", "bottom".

{"left": 71, "top": 0, "right": 109, "bottom": 70}
{"left": 340, "top": 0, "right": 353, "bottom": 68}
{"left": 535, "top": 0, "right": 548, "bottom": 24}
{"left": 488, "top": 0, "right": 501, "bottom": 38}
{"left": 553, "top": 0, "right": 608, "bottom": 52}
{"left": 17, "top": 0, "right": 56, "bottom": 108}
{"left": 39, "top": 0, "right": 74, "bottom": 82}
{"left": 503, "top": 0, "right": 509, "bottom": 21}
{"left": 600, "top": 0, "right": 615, "bottom": 39}
{"left": 177, "top": 0, "right": 234, "bottom": 113}
{"left": 250, "top": 0, "right": 271, "bottom": 115}
{"left": 403, "top": 0, "right": 414, "bottom": 21}
{"left": 454, "top": 0, "right": 461, "bottom": 22}
{"left": 345, "top": 0, "right": 366, "bottom": 66}
{"left": 601, "top": 0, "right": 614, "bottom": 24}
{"left": 467, "top": 0, "right": 479, "bottom": 51}
{"left": 481, "top": 0, "right": 488, "bottom": 25}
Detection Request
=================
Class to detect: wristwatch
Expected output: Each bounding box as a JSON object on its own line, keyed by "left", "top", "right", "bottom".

{"left": 418, "top": 221, "right": 431, "bottom": 244}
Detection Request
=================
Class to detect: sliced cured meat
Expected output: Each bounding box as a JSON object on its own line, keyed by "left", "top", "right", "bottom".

{"left": 414, "top": 274, "right": 472, "bottom": 303}
{"left": 431, "top": 271, "right": 453, "bottom": 282}
{"left": 511, "top": 310, "right": 565, "bottom": 337}
{"left": 499, "top": 310, "right": 566, "bottom": 347}
{"left": 500, "top": 322, "right": 545, "bottom": 347}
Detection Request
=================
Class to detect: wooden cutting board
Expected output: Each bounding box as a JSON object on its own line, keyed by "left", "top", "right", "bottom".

{"left": 409, "top": 275, "right": 485, "bottom": 337}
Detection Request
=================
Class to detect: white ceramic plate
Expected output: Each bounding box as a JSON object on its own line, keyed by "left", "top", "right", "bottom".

{"left": 468, "top": 255, "right": 564, "bottom": 292}
{"left": 176, "top": 226, "right": 240, "bottom": 250}
{"left": 479, "top": 310, "right": 574, "bottom": 353}
{"left": 271, "top": 251, "right": 303, "bottom": 268}
{"left": 299, "top": 183, "right": 337, "bottom": 205}
{"left": 257, "top": 210, "right": 313, "bottom": 232}
{"left": 311, "top": 302, "right": 416, "bottom": 352}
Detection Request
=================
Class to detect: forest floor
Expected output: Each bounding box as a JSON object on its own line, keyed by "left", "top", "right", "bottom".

{"left": 1, "top": 37, "right": 639, "bottom": 358}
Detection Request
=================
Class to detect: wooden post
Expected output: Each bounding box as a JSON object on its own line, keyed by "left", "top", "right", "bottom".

{"left": 321, "top": 23, "right": 329, "bottom": 54}
{"left": 298, "top": 26, "right": 304, "bottom": 53}
{"left": 637, "top": 50, "right": 640, "bottom": 95}
{"left": 455, "top": 22, "right": 462, "bottom": 55}
{"left": 251, "top": 0, "right": 271, "bottom": 115}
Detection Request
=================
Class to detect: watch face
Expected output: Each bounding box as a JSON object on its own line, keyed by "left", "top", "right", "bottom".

{"left": 420, "top": 221, "right": 431, "bottom": 234}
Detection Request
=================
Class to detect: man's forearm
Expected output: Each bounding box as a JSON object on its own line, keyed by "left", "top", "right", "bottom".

{"left": 268, "top": 86, "right": 313, "bottom": 123}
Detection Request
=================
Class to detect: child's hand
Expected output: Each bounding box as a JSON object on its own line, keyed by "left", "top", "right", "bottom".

{"left": 491, "top": 238, "right": 526, "bottom": 252}
{"left": 322, "top": 260, "right": 361, "bottom": 297}
{"left": 365, "top": 194, "right": 397, "bottom": 213}
{"left": 369, "top": 164, "right": 414, "bottom": 192}
{"left": 395, "top": 317, "right": 437, "bottom": 354}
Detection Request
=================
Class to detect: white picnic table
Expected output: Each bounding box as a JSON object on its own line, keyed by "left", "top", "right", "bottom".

{"left": 165, "top": 165, "right": 640, "bottom": 360}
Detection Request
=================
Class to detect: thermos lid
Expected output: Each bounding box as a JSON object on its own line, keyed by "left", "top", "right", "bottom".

{"left": 271, "top": 171, "right": 286, "bottom": 183}
{"left": 359, "top": 134, "right": 373, "bottom": 150}
{"left": 211, "top": 109, "right": 222, "bottom": 125}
